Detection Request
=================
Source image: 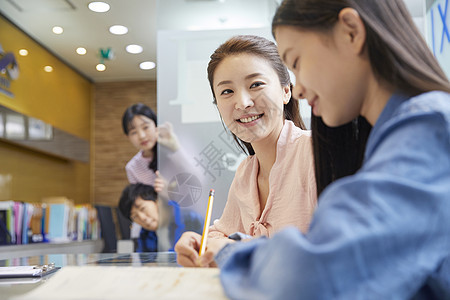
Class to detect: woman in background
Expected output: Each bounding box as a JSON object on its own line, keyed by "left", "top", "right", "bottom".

{"left": 122, "top": 103, "right": 178, "bottom": 190}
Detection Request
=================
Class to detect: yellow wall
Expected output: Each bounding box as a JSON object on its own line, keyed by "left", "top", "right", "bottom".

{"left": 0, "top": 141, "right": 90, "bottom": 204}
{"left": 0, "top": 16, "right": 92, "bottom": 204}
{"left": 0, "top": 16, "right": 91, "bottom": 140}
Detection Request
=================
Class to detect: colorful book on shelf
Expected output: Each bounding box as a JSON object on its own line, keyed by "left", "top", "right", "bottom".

{"left": 75, "top": 205, "right": 87, "bottom": 241}
{"left": 41, "top": 203, "right": 48, "bottom": 242}
{"left": 47, "top": 203, "right": 70, "bottom": 242}
{"left": 0, "top": 201, "right": 21, "bottom": 245}
{"left": 22, "top": 202, "right": 34, "bottom": 244}
{"left": 0, "top": 198, "right": 100, "bottom": 245}
{"left": 14, "top": 201, "right": 23, "bottom": 244}
{"left": 0, "top": 206, "right": 11, "bottom": 245}
{"left": 30, "top": 203, "right": 44, "bottom": 243}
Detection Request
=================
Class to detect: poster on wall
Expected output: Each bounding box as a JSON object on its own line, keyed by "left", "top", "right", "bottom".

{"left": 5, "top": 111, "right": 25, "bottom": 140}
{"left": 428, "top": 0, "right": 450, "bottom": 77}
{"left": 28, "top": 117, "right": 53, "bottom": 140}
{"left": 0, "top": 43, "right": 19, "bottom": 98}
{"left": 0, "top": 111, "right": 3, "bottom": 137}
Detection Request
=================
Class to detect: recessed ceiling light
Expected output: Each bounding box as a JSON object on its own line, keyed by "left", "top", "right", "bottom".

{"left": 44, "top": 66, "right": 53, "bottom": 72}
{"left": 139, "top": 61, "right": 156, "bottom": 70}
{"left": 52, "top": 26, "right": 64, "bottom": 34}
{"left": 109, "top": 25, "right": 128, "bottom": 35}
{"left": 96, "top": 63, "right": 106, "bottom": 71}
{"left": 76, "top": 47, "right": 87, "bottom": 55}
{"left": 88, "top": 1, "right": 110, "bottom": 13}
{"left": 126, "top": 44, "right": 143, "bottom": 54}
{"left": 19, "top": 49, "right": 28, "bottom": 56}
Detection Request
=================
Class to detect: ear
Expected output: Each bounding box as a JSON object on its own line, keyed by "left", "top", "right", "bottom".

{"left": 282, "top": 85, "right": 291, "bottom": 105}
{"left": 337, "top": 8, "right": 366, "bottom": 55}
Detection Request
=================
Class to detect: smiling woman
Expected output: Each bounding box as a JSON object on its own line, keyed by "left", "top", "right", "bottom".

{"left": 174, "top": 35, "right": 317, "bottom": 268}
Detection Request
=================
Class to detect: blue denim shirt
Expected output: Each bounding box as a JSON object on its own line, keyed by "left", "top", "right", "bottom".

{"left": 216, "top": 91, "right": 450, "bottom": 300}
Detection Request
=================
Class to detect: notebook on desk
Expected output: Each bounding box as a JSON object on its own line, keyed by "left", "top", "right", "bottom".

{"left": 12, "top": 266, "right": 228, "bottom": 300}
{"left": 0, "top": 264, "right": 60, "bottom": 278}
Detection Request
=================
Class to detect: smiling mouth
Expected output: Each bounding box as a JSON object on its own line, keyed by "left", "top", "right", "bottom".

{"left": 237, "top": 114, "right": 264, "bottom": 123}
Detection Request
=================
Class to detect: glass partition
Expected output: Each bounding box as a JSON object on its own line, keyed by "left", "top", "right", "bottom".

{"left": 156, "top": 0, "right": 280, "bottom": 239}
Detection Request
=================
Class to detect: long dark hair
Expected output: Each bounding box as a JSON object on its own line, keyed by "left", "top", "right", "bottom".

{"left": 272, "top": 0, "right": 450, "bottom": 195}
{"left": 122, "top": 103, "right": 158, "bottom": 172}
{"left": 311, "top": 116, "right": 371, "bottom": 196}
{"left": 207, "top": 35, "right": 306, "bottom": 156}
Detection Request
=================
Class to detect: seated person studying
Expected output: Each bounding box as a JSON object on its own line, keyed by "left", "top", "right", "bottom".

{"left": 175, "top": 35, "right": 317, "bottom": 267}
{"left": 199, "top": 0, "right": 450, "bottom": 299}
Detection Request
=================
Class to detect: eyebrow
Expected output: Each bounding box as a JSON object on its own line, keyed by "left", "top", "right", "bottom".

{"left": 216, "top": 73, "right": 265, "bottom": 87}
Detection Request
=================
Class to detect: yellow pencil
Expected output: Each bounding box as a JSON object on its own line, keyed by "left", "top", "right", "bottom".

{"left": 199, "top": 189, "right": 215, "bottom": 256}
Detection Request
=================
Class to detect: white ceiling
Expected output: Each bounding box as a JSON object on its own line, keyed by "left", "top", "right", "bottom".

{"left": 0, "top": 0, "right": 279, "bottom": 83}
{"left": 0, "top": 0, "right": 158, "bottom": 82}
{"left": 0, "top": 0, "right": 429, "bottom": 83}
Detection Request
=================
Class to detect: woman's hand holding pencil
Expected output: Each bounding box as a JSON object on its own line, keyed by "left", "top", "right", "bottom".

{"left": 197, "top": 238, "right": 235, "bottom": 267}
{"left": 175, "top": 189, "right": 234, "bottom": 268}
{"left": 174, "top": 231, "right": 235, "bottom": 267}
{"left": 174, "top": 231, "right": 203, "bottom": 267}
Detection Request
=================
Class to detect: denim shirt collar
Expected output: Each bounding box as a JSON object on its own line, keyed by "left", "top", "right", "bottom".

{"left": 364, "top": 92, "right": 409, "bottom": 162}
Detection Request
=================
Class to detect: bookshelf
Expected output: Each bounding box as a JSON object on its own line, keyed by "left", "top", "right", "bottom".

{"left": 0, "top": 199, "right": 102, "bottom": 259}
{"left": 0, "top": 240, "right": 104, "bottom": 260}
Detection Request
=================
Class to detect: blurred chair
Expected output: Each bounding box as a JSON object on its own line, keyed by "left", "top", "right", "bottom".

{"left": 116, "top": 208, "right": 131, "bottom": 240}
{"left": 95, "top": 205, "right": 117, "bottom": 253}
{"left": 115, "top": 207, "right": 135, "bottom": 253}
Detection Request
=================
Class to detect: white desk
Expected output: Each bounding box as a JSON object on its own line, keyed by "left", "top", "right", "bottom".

{"left": 0, "top": 252, "right": 228, "bottom": 299}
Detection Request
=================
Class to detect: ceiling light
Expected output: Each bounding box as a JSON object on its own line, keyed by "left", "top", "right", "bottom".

{"left": 18, "top": 49, "right": 28, "bottom": 56}
{"left": 88, "top": 1, "right": 110, "bottom": 13}
{"left": 52, "top": 26, "right": 63, "bottom": 34}
{"left": 44, "top": 66, "right": 53, "bottom": 72}
{"left": 139, "top": 61, "right": 156, "bottom": 70}
{"left": 76, "top": 47, "right": 87, "bottom": 55}
{"left": 96, "top": 63, "right": 106, "bottom": 71}
{"left": 109, "top": 25, "right": 128, "bottom": 35}
{"left": 125, "top": 44, "right": 143, "bottom": 54}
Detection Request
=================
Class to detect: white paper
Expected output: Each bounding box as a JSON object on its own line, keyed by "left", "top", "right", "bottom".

{"left": 12, "top": 266, "right": 228, "bottom": 300}
{"left": 0, "top": 266, "right": 42, "bottom": 278}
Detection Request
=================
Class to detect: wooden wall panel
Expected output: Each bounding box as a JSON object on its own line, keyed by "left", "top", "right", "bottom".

{"left": 93, "top": 81, "right": 157, "bottom": 206}
{"left": 0, "top": 140, "right": 90, "bottom": 204}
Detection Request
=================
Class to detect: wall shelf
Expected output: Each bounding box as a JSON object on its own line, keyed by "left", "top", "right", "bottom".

{"left": 0, "top": 240, "right": 104, "bottom": 260}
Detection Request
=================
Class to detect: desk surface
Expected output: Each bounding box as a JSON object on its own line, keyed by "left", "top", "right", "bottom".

{"left": 0, "top": 252, "right": 181, "bottom": 300}
{"left": 0, "top": 252, "right": 178, "bottom": 268}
